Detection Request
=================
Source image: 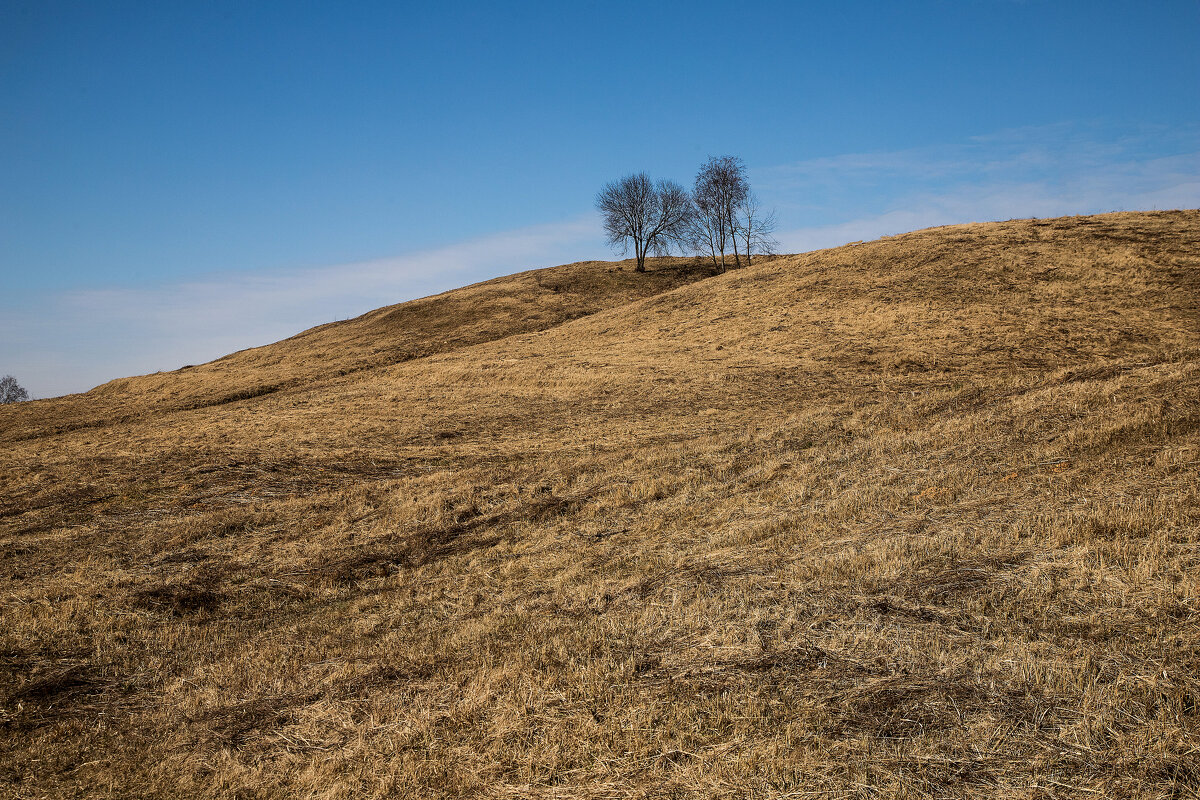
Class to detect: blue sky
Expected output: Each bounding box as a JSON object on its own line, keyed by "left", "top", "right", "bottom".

{"left": 2, "top": 1, "right": 1198, "bottom": 397}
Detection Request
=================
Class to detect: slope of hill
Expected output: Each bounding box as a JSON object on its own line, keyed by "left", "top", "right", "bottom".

{"left": 2, "top": 256, "right": 712, "bottom": 440}
{"left": 1, "top": 211, "right": 1198, "bottom": 799}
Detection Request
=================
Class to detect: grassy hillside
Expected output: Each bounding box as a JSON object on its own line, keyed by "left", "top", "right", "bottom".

{"left": 1, "top": 211, "right": 1198, "bottom": 799}
{"left": 3, "top": 256, "right": 712, "bottom": 440}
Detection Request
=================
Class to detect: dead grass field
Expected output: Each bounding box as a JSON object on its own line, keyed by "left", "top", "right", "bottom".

{"left": 1, "top": 210, "right": 1197, "bottom": 799}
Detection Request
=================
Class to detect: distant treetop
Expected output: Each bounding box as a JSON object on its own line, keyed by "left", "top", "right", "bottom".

{"left": 0, "top": 375, "right": 29, "bottom": 404}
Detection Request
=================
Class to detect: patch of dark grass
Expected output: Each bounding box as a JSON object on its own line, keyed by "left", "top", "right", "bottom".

{"left": 132, "top": 582, "right": 223, "bottom": 616}
{"left": 194, "top": 692, "right": 318, "bottom": 750}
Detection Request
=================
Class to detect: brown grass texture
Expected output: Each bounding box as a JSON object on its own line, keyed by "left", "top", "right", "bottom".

{"left": 1, "top": 211, "right": 1198, "bottom": 798}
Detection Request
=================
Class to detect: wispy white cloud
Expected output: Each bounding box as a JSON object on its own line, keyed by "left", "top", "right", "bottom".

{"left": 763, "top": 122, "right": 1200, "bottom": 252}
{"left": 0, "top": 215, "right": 606, "bottom": 398}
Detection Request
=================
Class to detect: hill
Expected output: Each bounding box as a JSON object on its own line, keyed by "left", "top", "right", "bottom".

{"left": 3, "top": 256, "right": 712, "bottom": 440}
{"left": 1, "top": 210, "right": 1198, "bottom": 798}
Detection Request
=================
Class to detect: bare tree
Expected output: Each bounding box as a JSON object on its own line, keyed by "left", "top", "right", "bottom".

{"left": 683, "top": 196, "right": 722, "bottom": 270}
{"left": 736, "top": 192, "right": 779, "bottom": 267}
{"left": 692, "top": 156, "right": 748, "bottom": 272}
{"left": 595, "top": 173, "right": 693, "bottom": 272}
{"left": 0, "top": 375, "right": 29, "bottom": 404}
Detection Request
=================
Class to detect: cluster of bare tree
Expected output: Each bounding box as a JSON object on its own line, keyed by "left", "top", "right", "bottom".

{"left": 595, "top": 156, "right": 777, "bottom": 273}
{"left": 0, "top": 375, "right": 29, "bottom": 404}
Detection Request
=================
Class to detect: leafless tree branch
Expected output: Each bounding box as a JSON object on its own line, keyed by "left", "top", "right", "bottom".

{"left": 0, "top": 374, "right": 29, "bottom": 404}
{"left": 596, "top": 173, "right": 692, "bottom": 272}
{"left": 692, "top": 156, "right": 748, "bottom": 272}
{"left": 736, "top": 192, "right": 779, "bottom": 267}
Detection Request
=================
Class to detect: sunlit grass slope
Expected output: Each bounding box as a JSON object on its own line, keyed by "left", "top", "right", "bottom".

{"left": 1, "top": 210, "right": 1198, "bottom": 799}
{"left": 5, "top": 256, "right": 711, "bottom": 440}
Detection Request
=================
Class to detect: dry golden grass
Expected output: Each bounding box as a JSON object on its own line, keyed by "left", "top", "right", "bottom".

{"left": 2, "top": 256, "right": 712, "bottom": 441}
{"left": 1, "top": 211, "right": 1197, "bottom": 799}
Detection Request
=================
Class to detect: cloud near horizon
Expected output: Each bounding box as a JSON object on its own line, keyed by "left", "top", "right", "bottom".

{"left": 765, "top": 122, "right": 1199, "bottom": 251}
{"left": 1, "top": 216, "right": 607, "bottom": 398}
{"left": 3, "top": 122, "right": 1197, "bottom": 399}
